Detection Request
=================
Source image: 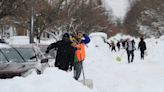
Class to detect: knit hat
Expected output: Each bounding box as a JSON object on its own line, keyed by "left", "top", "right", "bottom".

{"left": 63, "top": 33, "right": 69, "bottom": 38}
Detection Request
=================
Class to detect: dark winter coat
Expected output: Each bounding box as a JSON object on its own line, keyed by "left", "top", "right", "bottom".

{"left": 117, "top": 42, "right": 120, "bottom": 47}
{"left": 138, "top": 40, "right": 146, "bottom": 51}
{"left": 46, "top": 39, "right": 74, "bottom": 71}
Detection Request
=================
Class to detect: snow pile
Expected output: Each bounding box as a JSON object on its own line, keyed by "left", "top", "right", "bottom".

{"left": 39, "top": 39, "right": 56, "bottom": 45}
{"left": 6, "top": 36, "right": 55, "bottom": 45}
{"left": 89, "top": 32, "right": 108, "bottom": 47}
{"left": 108, "top": 33, "right": 138, "bottom": 41}
{"left": 0, "top": 68, "right": 97, "bottom": 92}
{"left": 0, "top": 43, "right": 11, "bottom": 48}
{"left": 7, "top": 36, "right": 30, "bottom": 45}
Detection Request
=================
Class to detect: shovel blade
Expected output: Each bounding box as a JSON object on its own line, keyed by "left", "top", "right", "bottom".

{"left": 78, "top": 79, "right": 93, "bottom": 89}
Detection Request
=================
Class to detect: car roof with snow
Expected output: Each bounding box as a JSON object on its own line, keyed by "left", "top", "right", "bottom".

{"left": 0, "top": 43, "right": 11, "bottom": 48}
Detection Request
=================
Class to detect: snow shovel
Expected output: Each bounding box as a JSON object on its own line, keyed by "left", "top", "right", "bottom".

{"left": 145, "top": 50, "right": 148, "bottom": 56}
{"left": 79, "top": 63, "right": 93, "bottom": 89}
{"left": 116, "top": 56, "right": 121, "bottom": 62}
{"left": 116, "top": 50, "right": 126, "bottom": 62}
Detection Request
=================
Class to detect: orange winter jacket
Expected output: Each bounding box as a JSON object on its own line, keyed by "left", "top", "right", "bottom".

{"left": 75, "top": 43, "right": 86, "bottom": 62}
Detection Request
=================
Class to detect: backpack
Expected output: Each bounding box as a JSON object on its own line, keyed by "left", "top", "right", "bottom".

{"left": 126, "top": 41, "right": 135, "bottom": 51}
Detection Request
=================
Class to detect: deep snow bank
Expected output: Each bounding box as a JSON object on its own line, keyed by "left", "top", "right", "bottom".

{"left": 0, "top": 68, "right": 98, "bottom": 92}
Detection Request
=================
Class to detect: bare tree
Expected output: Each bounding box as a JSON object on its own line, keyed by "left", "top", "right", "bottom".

{"left": 0, "top": 0, "right": 65, "bottom": 42}
{"left": 0, "top": 0, "right": 112, "bottom": 41}
{"left": 124, "top": 0, "right": 164, "bottom": 37}
{"left": 51, "top": 0, "right": 111, "bottom": 34}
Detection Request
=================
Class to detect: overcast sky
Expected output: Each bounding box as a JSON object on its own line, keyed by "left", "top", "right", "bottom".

{"left": 102, "top": 0, "right": 130, "bottom": 20}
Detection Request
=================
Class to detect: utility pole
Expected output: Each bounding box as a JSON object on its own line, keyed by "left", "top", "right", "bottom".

{"left": 1, "top": 26, "right": 4, "bottom": 39}
{"left": 30, "top": 1, "right": 35, "bottom": 43}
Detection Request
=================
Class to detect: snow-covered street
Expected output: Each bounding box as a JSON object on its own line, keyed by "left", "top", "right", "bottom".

{"left": 1, "top": 33, "right": 164, "bottom": 92}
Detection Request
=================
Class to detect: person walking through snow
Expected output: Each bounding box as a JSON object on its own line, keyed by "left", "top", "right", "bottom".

{"left": 45, "top": 33, "right": 74, "bottom": 71}
{"left": 111, "top": 40, "right": 116, "bottom": 52}
{"left": 125, "top": 38, "right": 135, "bottom": 63}
{"left": 138, "top": 37, "right": 147, "bottom": 60}
{"left": 117, "top": 41, "right": 121, "bottom": 51}
{"left": 71, "top": 32, "right": 90, "bottom": 80}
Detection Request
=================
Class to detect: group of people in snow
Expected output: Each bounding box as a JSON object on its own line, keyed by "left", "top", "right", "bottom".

{"left": 45, "top": 32, "right": 90, "bottom": 80}
{"left": 107, "top": 37, "right": 147, "bottom": 63}
{"left": 107, "top": 40, "right": 121, "bottom": 52}
{"left": 45, "top": 31, "right": 147, "bottom": 81}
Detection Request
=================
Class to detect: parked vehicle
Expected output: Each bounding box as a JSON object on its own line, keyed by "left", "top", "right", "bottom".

{"left": 0, "top": 43, "right": 50, "bottom": 79}
{"left": 0, "top": 39, "right": 6, "bottom": 43}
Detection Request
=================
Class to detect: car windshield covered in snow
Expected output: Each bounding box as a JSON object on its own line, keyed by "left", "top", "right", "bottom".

{"left": 0, "top": 44, "right": 50, "bottom": 79}
{"left": 0, "top": 47, "right": 36, "bottom": 63}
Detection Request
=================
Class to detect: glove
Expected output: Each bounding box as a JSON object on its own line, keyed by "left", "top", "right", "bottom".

{"left": 83, "top": 33, "right": 86, "bottom": 37}
{"left": 45, "top": 50, "right": 49, "bottom": 54}
{"left": 55, "top": 62, "right": 59, "bottom": 67}
{"left": 30, "top": 55, "right": 36, "bottom": 59}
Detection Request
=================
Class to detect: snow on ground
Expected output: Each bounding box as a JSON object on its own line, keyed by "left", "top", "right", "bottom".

{"left": 0, "top": 68, "right": 97, "bottom": 92}
{"left": 6, "top": 36, "right": 55, "bottom": 45}
{"left": 1, "top": 33, "right": 164, "bottom": 92}
{"left": 84, "top": 33, "right": 164, "bottom": 92}
{"left": 7, "top": 36, "right": 30, "bottom": 45}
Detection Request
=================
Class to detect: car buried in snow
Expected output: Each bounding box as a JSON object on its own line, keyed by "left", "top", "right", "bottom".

{"left": 0, "top": 43, "right": 52, "bottom": 79}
